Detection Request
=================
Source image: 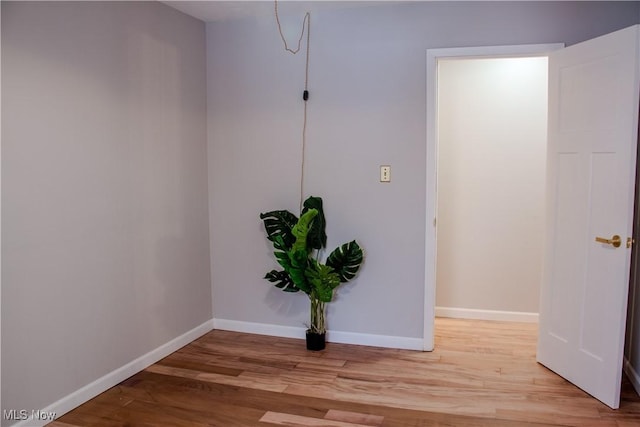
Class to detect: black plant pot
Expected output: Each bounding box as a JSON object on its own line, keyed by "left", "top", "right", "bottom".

{"left": 306, "top": 330, "right": 326, "bottom": 351}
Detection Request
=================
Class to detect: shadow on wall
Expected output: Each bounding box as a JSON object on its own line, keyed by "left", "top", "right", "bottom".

{"left": 265, "top": 286, "right": 308, "bottom": 319}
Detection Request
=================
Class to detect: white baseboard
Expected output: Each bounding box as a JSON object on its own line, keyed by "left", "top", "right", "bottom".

{"left": 624, "top": 357, "right": 640, "bottom": 397}
{"left": 328, "top": 329, "right": 423, "bottom": 350}
{"left": 435, "top": 306, "right": 539, "bottom": 323}
{"left": 213, "top": 318, "right": 304, "bottom": 339}
{"left": 14, "top": 319, "right": 214, "bottom": 427}
{"left": 213, "top": 318, "right": 423, "bottom": 351}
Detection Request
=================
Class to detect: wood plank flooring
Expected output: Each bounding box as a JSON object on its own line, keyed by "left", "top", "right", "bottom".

{"left": 49, "top": 318, "right": 640, "bottom": 426}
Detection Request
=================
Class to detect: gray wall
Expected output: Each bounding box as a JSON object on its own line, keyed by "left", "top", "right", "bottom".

{"left": 1, "top": 1, "right": 210, "bottom": 420}
{"left": 207, "top": 2, "right": 640, "bottom": 339}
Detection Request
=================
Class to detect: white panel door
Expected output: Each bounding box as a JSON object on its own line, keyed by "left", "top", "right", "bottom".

{"left": 537, "top": 25, "right": 640, "bottom": 409}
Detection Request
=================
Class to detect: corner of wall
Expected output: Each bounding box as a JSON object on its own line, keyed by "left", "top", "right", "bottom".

{"left": 11, "top": 320, "right": 214, "bottom": 427}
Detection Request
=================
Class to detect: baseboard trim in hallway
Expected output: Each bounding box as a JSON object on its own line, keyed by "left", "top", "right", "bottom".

{"left": 435, "top": 306, "right": 539, "bottom": 323}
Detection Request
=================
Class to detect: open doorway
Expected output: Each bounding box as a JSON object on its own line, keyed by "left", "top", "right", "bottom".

{"left": 426, "top": 28, "right": 640, "bottom": 409}
{"left": 423, "top": 44, "right": 563, "bottom": 351}
{"left": 435, "top": 56, "right": 547, "bottom": 322}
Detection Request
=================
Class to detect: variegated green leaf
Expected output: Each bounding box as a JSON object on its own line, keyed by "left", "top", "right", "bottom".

{"left": 259, "top": 210, "right": 298, "bottom": 251}
{"left": 306, "top": 261, "right": 340, "bottom": 303}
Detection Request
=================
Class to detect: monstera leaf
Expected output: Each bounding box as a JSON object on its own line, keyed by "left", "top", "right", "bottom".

{"left": 278, "top": 209, "right": 318, "bottom": 295}
{"left": 291, "top": 209, "right": 318, "bottom": 254}
{"left": 274, "top": 248, "right": 292, "bottom": 271}
{"left": 287, "top": 249, "right": 311, "bottom": 294}
{"left": 260, "top": 210, "right": 298, "bottom": 251}
{"left": 264, "top": 270, "right": 298, "bottom": 293}
{"left": 302, "top": 196, "right": 327, "bottom": 250}
{"left": 306, "top": 261, "right": 340, "bottom": 302}
{"left": 326, "top": 240, "right": 364, "bottom": 283}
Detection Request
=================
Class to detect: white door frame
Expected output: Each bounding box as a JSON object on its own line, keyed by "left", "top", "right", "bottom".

{"left": 423, "top": 43, "right": 564, "bottom": 351}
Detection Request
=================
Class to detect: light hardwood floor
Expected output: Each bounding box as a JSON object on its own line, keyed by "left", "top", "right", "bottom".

{"left": 50, "top": 318, "right": 640, "bottom": 426}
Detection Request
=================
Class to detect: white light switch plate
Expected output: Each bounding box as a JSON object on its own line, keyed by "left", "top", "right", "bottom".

{"left": 380, "top": 165, "right": 391, "bottom": 182}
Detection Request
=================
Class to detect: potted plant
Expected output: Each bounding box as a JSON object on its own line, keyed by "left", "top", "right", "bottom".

{"left": 260, "top": 196, "right": 364, "bottom": 350}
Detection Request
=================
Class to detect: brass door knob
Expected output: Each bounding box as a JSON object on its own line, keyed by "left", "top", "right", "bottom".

{"left": 595, "top": 235, "right": 621, "bottom": 248}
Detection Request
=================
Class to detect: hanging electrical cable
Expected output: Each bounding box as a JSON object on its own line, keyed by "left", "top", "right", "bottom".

{"left": 274, "top": 0, "right": 311, "bottom": 212}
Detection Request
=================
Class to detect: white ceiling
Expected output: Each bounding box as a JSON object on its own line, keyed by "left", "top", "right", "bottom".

{"left": 162, "top": 1, "right": 388, "bottom": 22}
